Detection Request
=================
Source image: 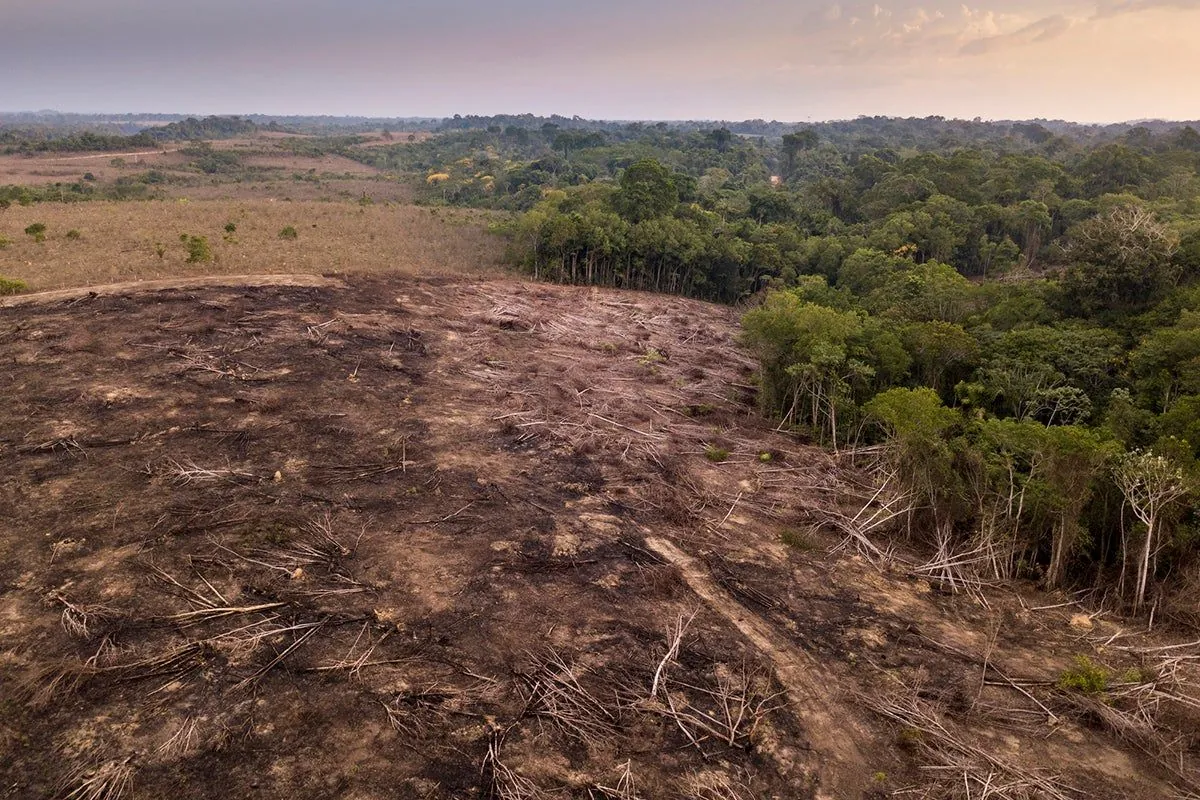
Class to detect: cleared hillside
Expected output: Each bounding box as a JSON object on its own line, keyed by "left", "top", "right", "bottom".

{"left": 1, "top": 276, "right": 1196, "bottom": 799}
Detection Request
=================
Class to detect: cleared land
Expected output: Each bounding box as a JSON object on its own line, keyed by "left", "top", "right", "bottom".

{"left": 2, "top": 275, "right": 1197, "bottom": 799}
{"left": 0, "top": 132, "right": 505, "bottom": 292}
{"left": 0, "top": 201, "right": 504, "bottom": 291}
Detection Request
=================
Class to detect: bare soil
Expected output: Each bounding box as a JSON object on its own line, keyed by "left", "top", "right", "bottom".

{"left": 1, "top": 275, "right": 1197, "bottom": 799}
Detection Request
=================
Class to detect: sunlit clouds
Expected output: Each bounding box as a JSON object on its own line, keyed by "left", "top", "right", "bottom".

{"left": 1, "top": 0, "right": 1197, "bottom": 120}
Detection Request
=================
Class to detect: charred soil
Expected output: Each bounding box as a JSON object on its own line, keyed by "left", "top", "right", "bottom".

{"left": 1, "top": 276, "right": 1197, "bottom": 799}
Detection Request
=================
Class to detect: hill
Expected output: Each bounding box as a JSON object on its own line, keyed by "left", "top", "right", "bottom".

{"left": 1, "top": 276, "right": 1197, "bottom": 799}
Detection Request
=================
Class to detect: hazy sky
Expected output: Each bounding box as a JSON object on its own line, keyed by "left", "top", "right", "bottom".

{"left": 2, "top": 0, "right": 1198, "bottom": 122}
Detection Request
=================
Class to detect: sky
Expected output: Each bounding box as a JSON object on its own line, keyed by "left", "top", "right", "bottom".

{"left": 1, "top": 0, "right": 1198, "bottom": 122}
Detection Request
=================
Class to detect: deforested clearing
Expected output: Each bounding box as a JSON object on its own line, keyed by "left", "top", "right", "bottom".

{"left": 2, "top": 275, "right": 1196, "bottom": 799}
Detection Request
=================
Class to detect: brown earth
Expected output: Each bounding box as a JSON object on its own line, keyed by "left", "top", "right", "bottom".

{"left": 1, "top": 275, "right": 1198, "bottom": 799}
{"left": 0, "top": 132, "right": 414, "bottom": 203}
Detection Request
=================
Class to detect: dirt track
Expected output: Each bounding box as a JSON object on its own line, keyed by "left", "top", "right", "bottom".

{"left": 0, "top": 275, "right": 1193, "bottom": 799}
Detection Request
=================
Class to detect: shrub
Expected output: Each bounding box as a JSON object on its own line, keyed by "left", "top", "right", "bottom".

{"left": 180, "top": 234, "right": 213, "bottom": 264}
{"left": 1057, "top": 655, "right": 1109, "bottom": 696}
{"left": 704, "top": 445, "right": 730, "bottom": 463}
{"left": 224, "top": 222, "right": 237, "bottom": 234}
{"left": 279, "top": 225, "right": 298, "bottom": 240}
{"left": 0, "top": 235, "right": 11, "bottom": 249}
{"left": 65, "top": 229, "right": 82, "bottom": 241}
{"left": 24, "top": 222, "right": 46, "bottom": 243}
{"left": 780, "top": 528, "right": 816, "bottom": 550}
{"left": 0, "top": 276, "right": 28, "bottom": 296}
{"left": 638, "top": 347, "right": 665, "bottom": 366}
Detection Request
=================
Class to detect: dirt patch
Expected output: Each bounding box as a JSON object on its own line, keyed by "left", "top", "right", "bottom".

{"left": 1, "top": 275, "right": 1196, "bottom": 799}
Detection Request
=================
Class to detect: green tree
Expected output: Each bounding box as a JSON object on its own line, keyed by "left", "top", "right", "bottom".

{"left": 864, "top": 387, "right": 962, "bottom": 536}
{"left": 1060, "top": 206, "right": 1181, "bottom": 317}
{"left": 613, "top": 158, "right": 678, "bottom": 223}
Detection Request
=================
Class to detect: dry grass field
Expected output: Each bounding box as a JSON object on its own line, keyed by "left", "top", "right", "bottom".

{"left": 0, "top": 131, "right": 508, "bottom": 292}
{"left": 0, "top": 149, "right": 190, "bottom": 185}
{"left": 0, "top": 201, "right": 506, "bottom": 291}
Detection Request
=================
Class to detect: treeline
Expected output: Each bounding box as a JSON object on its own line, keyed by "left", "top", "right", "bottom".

{"left": 0, "top": 129, "right": 156, "bottom": 155}
{"left": 482, "top": 122, "right": 1200, "bottom": 617}
{"left": 143, "top": 116, "right": 259, "bottom": 141}
{"left": 0, "top": 116, "right": 262, "bottom": 153}
{"left": 0, "top": 176, "right": 160, "bottom": 205}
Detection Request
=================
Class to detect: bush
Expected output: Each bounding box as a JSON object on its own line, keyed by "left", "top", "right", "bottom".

{"left": 1057, "top": 655, "right": 1109, "bottom": 696}
{"left": 180, "top": 234, "right": 213, "bottom": 264}
{"left": 24, "top": 222, "right": 46, "bottom": 243}
{"left": 0, "top": 276, "right": 28, "bottom": 296}
{"left": 704, "top": 445, "right": 730, "bottom": 463}
{"left": 279, "top": 225, "right": 298, "bottom": 240}
{"left": 0, "top": 235, "right": 11, "bottom": 249}
{"left": 65, "top": 229, "right": 82, "bottom": 241}
{"left": 224, "top": 222, "right": 237, "bottom": 234}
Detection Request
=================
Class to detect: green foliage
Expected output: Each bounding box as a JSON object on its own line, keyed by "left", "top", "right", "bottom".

{"left": 24, "top": 222, "right": 46, "bottom": 242}
{"left": 614, "top": 158, "right": 679, "bottom": 223}
{"left": 0, "top": 276, "right": 28, "bottom": 295}
{"left": 638, "top": 347, "right": 665, "bottom": 366}
{"left": 182, "top": 142, "right": 244, "bottom": 174}
{"left": 278, "top": 226, "right": 299, "bottom": 240}
{"left": 145, "top": 115, "right": 257, "bottom": 142}
{"left": 1060, "top": 206, "right": 1181, "bottom": 317}
{"left": 224, "top": 222, "right": 237, "bottom": 234}
{"left": 704, "top": 445, "right": 730, "bottom": 463}
{"left": 743, "top": 292, "right": 910, "bottom": 443}
{"left": 181, "top": 234, "right": 213, "bottom": 264}
{"left": 65, "top": 229, "right": 82, "bottom": 241}
{"left": 1057, "top": 656, "right": 1109, "bottom": 696}
{"left": 0, "top": 235, "right": 10, "bottom": 249}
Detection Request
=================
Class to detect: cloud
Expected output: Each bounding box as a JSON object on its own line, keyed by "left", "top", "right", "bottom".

{"left": 959, "top": 13, "right": 1073, "bottom": 54}
{"left": 1094, "top": 0, "right": 1200, "bottom": 18}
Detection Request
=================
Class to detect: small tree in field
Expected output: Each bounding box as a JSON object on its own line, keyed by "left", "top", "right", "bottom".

{"left": 180, "top": 234, "right": 213, "bottom": 264}
{"left": 25, "top": 222, "right": 47, "bottom": 243}
{"left": 1113, "top": 450, "right": 1192, "bottom": 614}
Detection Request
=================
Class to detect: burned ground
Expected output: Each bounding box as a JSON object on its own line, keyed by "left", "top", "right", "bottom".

{"left": 2, "top": 276, "right": 1198, "bottom": 799}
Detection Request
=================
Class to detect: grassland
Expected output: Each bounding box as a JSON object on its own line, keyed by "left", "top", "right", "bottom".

{"left": 0, "top": 132, "right": 505, "bottom": 292}
{"left": 0, "top": 201, "right": 505, "bottom": 291}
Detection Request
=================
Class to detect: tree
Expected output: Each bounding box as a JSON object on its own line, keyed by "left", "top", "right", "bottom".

{"left": 181, "top": 234, "right": 213, "bottom": 263}
{"left": 613, "top": 159, "right": 678, "bottom": 223}
{"left": 1112, "top": 450, "right": 1192, "bottom": 613}
{"left": 781, "top": 130, "right": 818, "bottom": 176}
{"left": 1040, "top": 426, "right": 1111, "bottom": 588}
{"left": 864, "top": 387, "right": 962, "bottom": 536}
{"left": 742, "top": 293, "right": 906, "bottom": 445}
{"left": 709, "top": 128, "right": 734, "bottom": 153}
{"left": 1129, "top": 310, "right": 1200, "bottom": 412}
{"left": 1060, "top": 206, "right": 1180, "bottom": 316}
{"left": 900, "top": 321, "right": 979, "bottom": 396}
